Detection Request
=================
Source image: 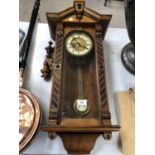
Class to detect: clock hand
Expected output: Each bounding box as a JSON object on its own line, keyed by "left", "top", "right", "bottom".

{"left": 71, "top": 37, "right": 89, "bottom": 50}
{"left": 71, "top": 38, "right": 80, "bottom": 48}
{"left": 80, "top": 44, "right": 88, "bottom": 49}
{"left": 76, "top": 42, "right": 88, "bottom": 50}
{"left": 72, "top": 42, "right": 88, "bottom": 50}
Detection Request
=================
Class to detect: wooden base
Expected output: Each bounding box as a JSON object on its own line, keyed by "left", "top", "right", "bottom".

{"left": 60, "top": 133, "right": 99, "bottom": 154}
{"left": 40, "top": 125, "right": 120, "bottom": 154}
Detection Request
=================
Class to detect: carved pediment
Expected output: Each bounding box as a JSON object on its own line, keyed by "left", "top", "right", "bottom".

{"left": 47, "top": 6, "right": 111, "bottom": 23}
{"left": 46, "top": 0, "right": 112, "bottom": 40}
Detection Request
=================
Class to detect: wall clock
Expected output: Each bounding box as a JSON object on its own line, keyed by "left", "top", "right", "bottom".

{"left": 41, "top": 0, "right": 120, "bottom": 154}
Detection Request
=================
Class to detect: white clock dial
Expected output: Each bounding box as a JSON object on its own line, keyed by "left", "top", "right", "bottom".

{"left": 65, "top": 32, "right": 93, "bottom": 56}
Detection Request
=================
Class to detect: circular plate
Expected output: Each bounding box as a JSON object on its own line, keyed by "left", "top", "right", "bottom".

{"left": 19, "top": 88, "right": 41, "bottom": 152}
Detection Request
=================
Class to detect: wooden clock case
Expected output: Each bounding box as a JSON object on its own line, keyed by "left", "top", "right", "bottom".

{"left": 41, "top": 0, "right": 120, "bottom": 154}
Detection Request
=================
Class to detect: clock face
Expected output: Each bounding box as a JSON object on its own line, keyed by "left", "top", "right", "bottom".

{"left": 65, "top": 32, "right": 93, "bottom": 57}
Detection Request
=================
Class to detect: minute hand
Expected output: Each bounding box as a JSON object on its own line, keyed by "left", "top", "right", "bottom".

{"left": 79, "top": 44, "right": 88, "bottom": 49}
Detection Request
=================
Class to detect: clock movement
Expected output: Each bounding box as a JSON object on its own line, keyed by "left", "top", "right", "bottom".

{"left": 41, "top": 0, "right": 120, "bottom": 154}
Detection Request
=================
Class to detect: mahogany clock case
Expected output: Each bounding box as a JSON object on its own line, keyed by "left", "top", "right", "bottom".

{"left": 40, "top": 0, "right": 120, "bottom": 154}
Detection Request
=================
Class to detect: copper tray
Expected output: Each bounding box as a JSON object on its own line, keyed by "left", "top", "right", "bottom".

{"left": 19, "top": 88, "right": 41, "bottom": 152}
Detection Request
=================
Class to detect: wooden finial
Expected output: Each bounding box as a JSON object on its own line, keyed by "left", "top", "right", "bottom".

{"left": 74, "top": 0, "right": 85, "bottom": 2}
{"left": 74, "top": 0, "right": 85, "bottom": 19}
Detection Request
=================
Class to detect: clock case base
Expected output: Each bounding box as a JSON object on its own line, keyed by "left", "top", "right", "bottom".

{"left": 41, "top": 0, "right": 120, "bottom": 154}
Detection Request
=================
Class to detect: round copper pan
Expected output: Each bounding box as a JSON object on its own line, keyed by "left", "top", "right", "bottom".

{"left": 19, "top": 88, "right": 41, "bottom": 152}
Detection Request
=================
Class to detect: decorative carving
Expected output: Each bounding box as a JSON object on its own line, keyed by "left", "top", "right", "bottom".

{"left": 41, "top": 41, "right": 55, "bottom": 80}
{"left": 74, "top": 0, "right": 85, "bottom": 19}
{"left": 41, "top": 61, "right": 51, "bottom": 80}
{"left": 48, "top": 23, "right": 64, "bottom": 126}
{"left": 96, "top": 24, "right": 102, "bottom": 38}
{"left": 45, "top": 41, "right": 53, "bottom": 58}
{"left": 95, "top": 24, "right": 112, "bottom": 139}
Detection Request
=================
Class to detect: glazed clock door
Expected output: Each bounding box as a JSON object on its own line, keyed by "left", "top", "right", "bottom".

{"left": 60, "top": 27, "right": 101, "bottom": 127}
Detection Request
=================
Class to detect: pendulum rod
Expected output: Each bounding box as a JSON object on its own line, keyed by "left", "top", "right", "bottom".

{"left": 77, "top": 68, "right": 84, "bottom": 98}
